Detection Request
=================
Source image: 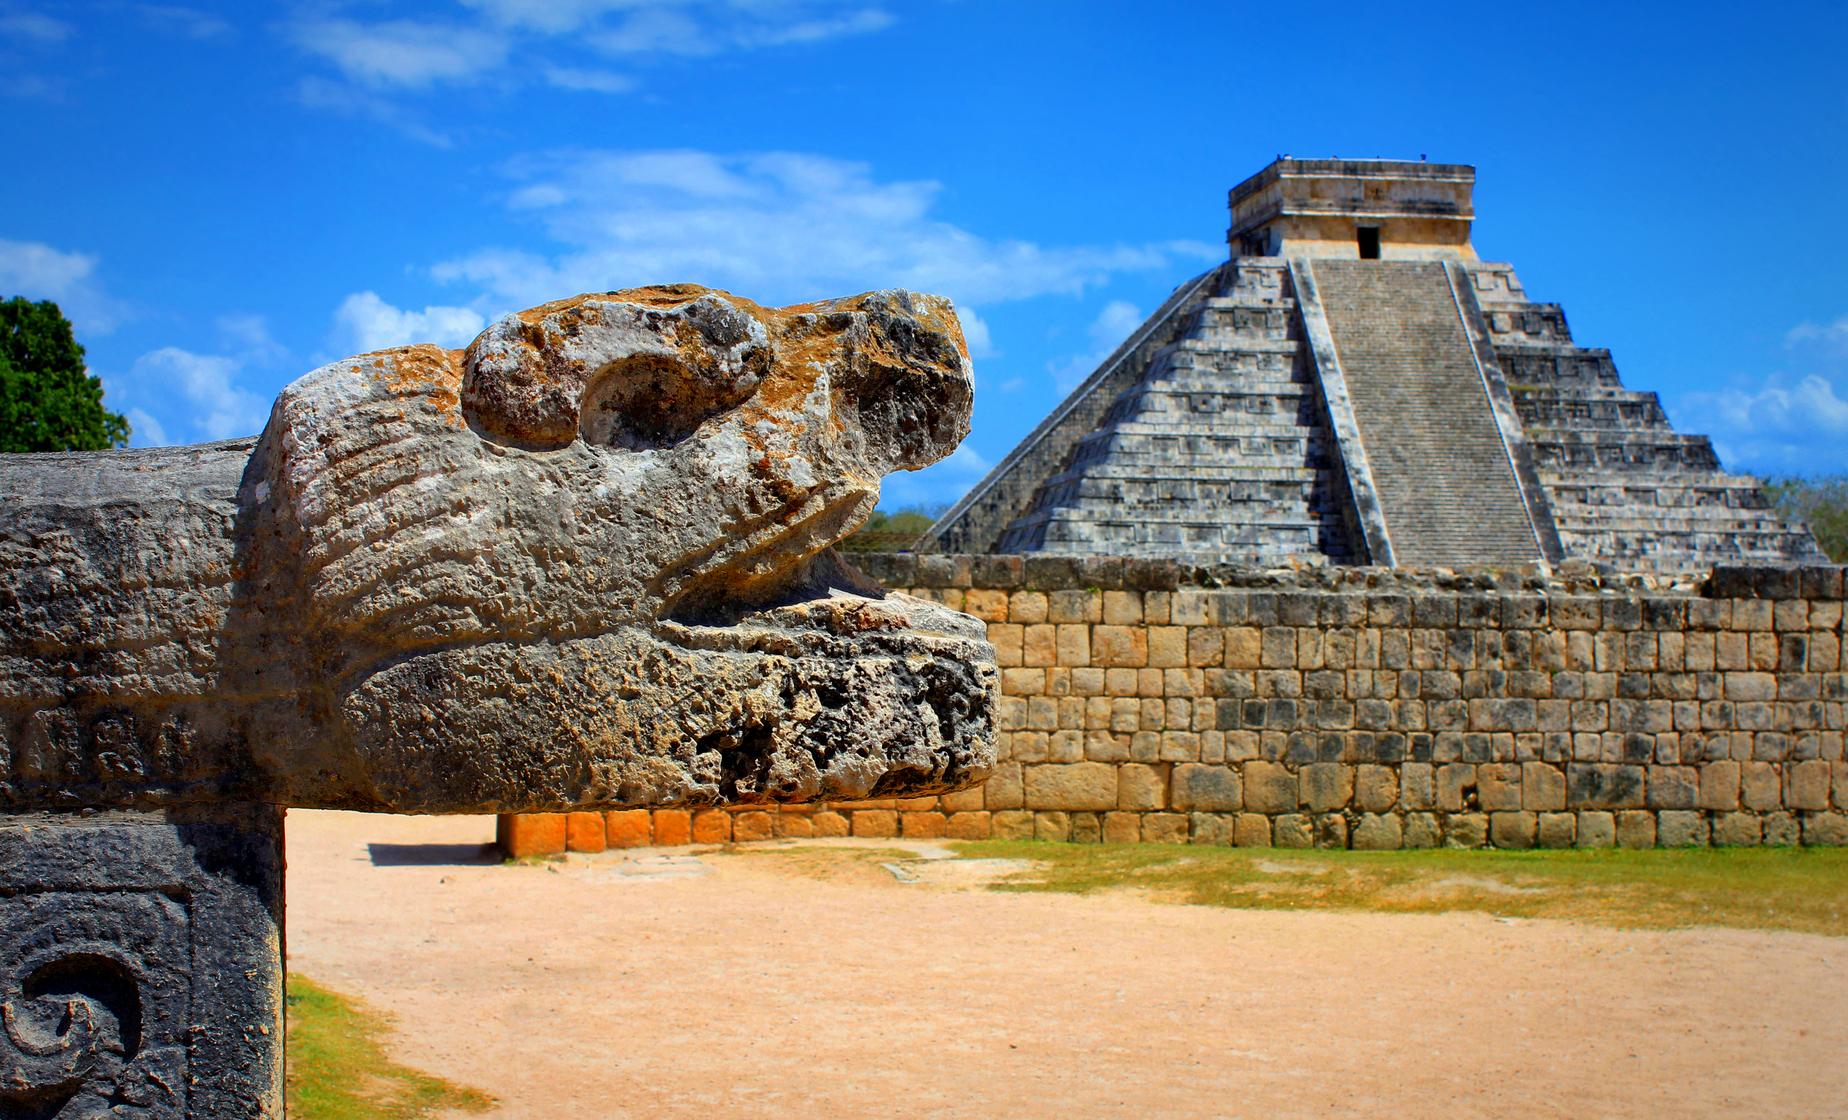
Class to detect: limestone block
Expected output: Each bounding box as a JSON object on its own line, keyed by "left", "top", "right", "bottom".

{"left": 1352, "top": 813, "right": 1402, "bottom": 850}
{"left": 1490, "top": 811, "right": 1537, "bottom": 849}
{"left": 1401, "top": 763, "right": 1436, "bottom": 810}
{"left": 1171, "top": 764, "right": 1241, "bottom": 812}
{"left": 985, "top": 762, "right": 1025, "bottom": 810}
{"left": 945, "top": 812, "right": 992, "bottom": 840}
{"left": 1235, "top": 813, "right": 1273, "bottom": 847}
{"left": 900, "top": 811, "right": 948, "bottom": 839}
{"left": 1070, "top": 813, "right": 1102, "bottom": 843}
{"left": 1567, "top": 764, "right": 1645, "bottom": 809}
{"left": 1788, "top": 760, "right": 1832, "bottom": 811}
{"left": 1478, "top": 764, "right": 1524, "bottom": 811}
{"left": 499, "top": 813, "right": 567, "bottom": 857}
{"left": 693, "top": 810, "right": 734, "bottom": 844}
{"left": 1616, "top": 811, "right": 1657, "bottom": 849}
{"left": 1300, "top": 763, "right": 1353, "bottom": 811}
{"left": 1647, "top": 767, "right": 1699, "bottom": 810}
{"left": 1355, "top": 765, "right": 1399, "bottom": 812}
{"left": 1273, "top": 814, "right": 1314, "bottom": 849}
{"left": 990, "top": 811, "right": 1035, "bottom": 841}
{"left": 604, "top": 810, "right": 652, "bottom": 848}
{"left": 1312, "top": 814, "right": 1348, "bottom": 849}
{"left": 1657, "top": 810, "right": 1708, "bottom": 847}
{"left": 1102, "top": 812, "right": 1143, "bottom": 844}
{"left": 1143, "top": 813, "right": 1189, "bottom": 844}
{"left": 1190, "top": 813, "right": 1238, "bottom": 846}
{"left": 810, "top": 811, "right": 850, "bottom": 838}
{"left": 0, "top": 286, "right": 995, "bottom": 817}
{"left": 733, "top": 810, "right": 776, "bottom": 843}
{"left": 1445, "top": 813, "right": 1489, "bottom": 849}
{"left": 1521, "top": 763, "right": 1566, "bottom": 811}
{"left": 1764, "top": 812, "right": 1801, "bottom": 846}
{"left": 1024, "top": 762, "right": 1118, "bottom": 811}
{"left": 1244, "top": 761, "right": 1300, "bottom": 813}
{"left": 1033, "top": 811, "right": 1071, "bottom": 841}
{"left": 1741, "top": 763, "right": 1782, "bottom": 811}
{"left": 1537, "top": 812, "right": 1576, "bottom": 848}
{"left": 652, "top": 810, "right": 693, "bottom": 846}
{"left": 1712, "top": 812, "right": 1762, "bottom": 847}
{"left": 1403, "top": 812, "right": 1442, "bottom": 848}
{"left": 566, "top": 811, "right": 608, "bottom": 852}
{"left": 777, "top": 812, "right": 815, "bottom": 839}
{"left": 1575, "top": 811, "right": 1616, "bottom": 848}
{"left": 1699, "top": 762, "right": 1742, "bottom": 811}
{"left": 1802, "top": 813, "right": 1848, "bottom": 847}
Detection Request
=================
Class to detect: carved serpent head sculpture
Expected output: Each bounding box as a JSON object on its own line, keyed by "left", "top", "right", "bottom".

{"left": 0, "top": 286, "right": 996, "bottom": 813}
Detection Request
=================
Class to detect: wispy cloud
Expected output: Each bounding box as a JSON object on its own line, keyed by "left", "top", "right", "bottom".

{"left": 290, "top": 0, "right": 897, "bottom": 123}
{"left": 430, "top": 149, "right": 1216, "bottom": 313}
{"left": 0, "top": 7, "right": 72, "bottom": 43}
{"left": 1048, "top": 299, "right": 1145, "bottom": 391}
{"left": 1788, "top": 314, "right": 1848, "bottom": 353}
{"left": 290, "top": 17, "right": 508, "bottom": 89}
{"left": 294, "top": 76, "right": 454, "bottom": 147}
{"left": 543, "top": 66, "right": 635, "bottom": 94}
{"left": 1673, "top": 372, "right": 1848, "bottom": 474}
{"left": 0, "top": 239, "right": 130, "bottom": 333}
{"left": 334, "top": 291, "right": 487, "bottom": 352}
{"left": 125, "top": 347, "right": 271, "bottom": 443}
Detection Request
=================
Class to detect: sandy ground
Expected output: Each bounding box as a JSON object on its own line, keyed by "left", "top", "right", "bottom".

{"left": 285, "top": 810, "right": 1848, "bottom": 1120}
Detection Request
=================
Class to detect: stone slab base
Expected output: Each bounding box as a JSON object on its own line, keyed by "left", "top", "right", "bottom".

{"left": 0, "top": 804, "right": 285, "bottom": 1118}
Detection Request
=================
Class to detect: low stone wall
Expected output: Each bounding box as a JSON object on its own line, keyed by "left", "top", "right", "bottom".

{"left": 503, "top": 556, "right": 1848, "bottom": 853}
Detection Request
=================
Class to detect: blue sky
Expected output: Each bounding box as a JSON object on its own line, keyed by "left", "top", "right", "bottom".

{"left": 2, "top": 1, "right": 1844, "bottom": 508}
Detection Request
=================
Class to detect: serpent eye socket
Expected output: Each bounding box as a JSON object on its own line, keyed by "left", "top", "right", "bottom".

{"left": 579, "top": 354, "right": 761, "bottom": 451}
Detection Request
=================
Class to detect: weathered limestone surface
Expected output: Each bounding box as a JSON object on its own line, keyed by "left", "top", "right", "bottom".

{"left": 1, "top": 286, "right": 997, "bottom": 815}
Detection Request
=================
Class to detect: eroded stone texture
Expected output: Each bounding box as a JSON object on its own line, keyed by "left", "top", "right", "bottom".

{"left": 0, "top": 286, "right": 997, "bottom": 814}
{"left": 0, "top": 805, "right": 283, "bottom": 1118}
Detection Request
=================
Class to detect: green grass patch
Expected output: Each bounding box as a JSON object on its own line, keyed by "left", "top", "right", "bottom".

{"left": 286, "top": 973, "right": 494, "bottom": 1120}
{"left": 949, "top": 841, "right": 1848, "bottom": 936}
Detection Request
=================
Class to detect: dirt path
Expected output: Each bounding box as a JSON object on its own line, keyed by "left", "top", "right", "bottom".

{"left": 285, "top": 810, "right": 1848, "bottom": 1119}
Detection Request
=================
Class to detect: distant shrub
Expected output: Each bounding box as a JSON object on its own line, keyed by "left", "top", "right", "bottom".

{"left": 839, "top": 506, "right": 942, "bottom": 553}
{"left": 1765, "top": 475, "right": 1848, "bottom": 562}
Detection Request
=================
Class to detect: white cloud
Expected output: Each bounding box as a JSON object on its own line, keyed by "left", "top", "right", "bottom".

{"left": 294, "top": 1, "right": 898, "bottom": 119}
{"left": 127, "top": 347, "right": 270, "bottom": 443}
{"left": 294, "top": 77, "right": 453, "bottom": 147}
{"left": 431, "top": 149, "right": 1217, "bottom": 312}
{"left": 125, "top": 407, "right": 168, "bottom": 448}
{"left": 0, "top": 9, "right": 72, "bottom": 42}
{"left": 543, "top": 66, "right": 635, "bottom": 94}
{"left": 290, "top": 18, "right": 508, "bottom": 89}
{"left": 0, "top": 239, "right": 127, "bottom": 333}
{"left": 1788, "top": 315, "right": 1848, "bottom": 352}
{"left": 1048, "top": 299, "right": 1145, "bottom": 392}
{"left": 956, "top": 305, "right": 993, "bottom": 358}
{"left": 1673, "top": 373, "right": 1848, "bottom": 474}
{"left": 335, "top": 291, "right": 487, "bottom": 352}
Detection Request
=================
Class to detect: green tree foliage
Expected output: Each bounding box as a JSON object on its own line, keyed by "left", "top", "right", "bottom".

{"left": 839, "top": 506, "right": 942, "bottom": 553}
{"left": 0, "top": 297, "right": 129, "bottom": 452}
{"left": 1764, "top": 475, "right": 1848, "bottom": 562}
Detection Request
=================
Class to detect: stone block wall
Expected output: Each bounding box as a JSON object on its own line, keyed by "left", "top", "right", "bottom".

{"left": 503, "top": 556, "right": 1848, "bottom": 853}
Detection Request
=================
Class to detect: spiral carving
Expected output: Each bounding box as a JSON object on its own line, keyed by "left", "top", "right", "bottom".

{"left": 0, "top": 893, "right": 187, "bottom": 1119}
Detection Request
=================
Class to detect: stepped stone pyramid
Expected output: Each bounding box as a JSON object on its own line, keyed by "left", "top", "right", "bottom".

{"left": 923, "top": 158, "right": 1824, "bottom": 572}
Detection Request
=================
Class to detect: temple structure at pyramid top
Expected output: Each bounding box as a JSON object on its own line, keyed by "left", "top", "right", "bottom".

{"left": 921, "top": 157, "right": 1824, "bottom": 573}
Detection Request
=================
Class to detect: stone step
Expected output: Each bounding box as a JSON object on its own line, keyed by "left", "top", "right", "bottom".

{"left": 1310, "top": 259, "right": 1544, "bottom": 568}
